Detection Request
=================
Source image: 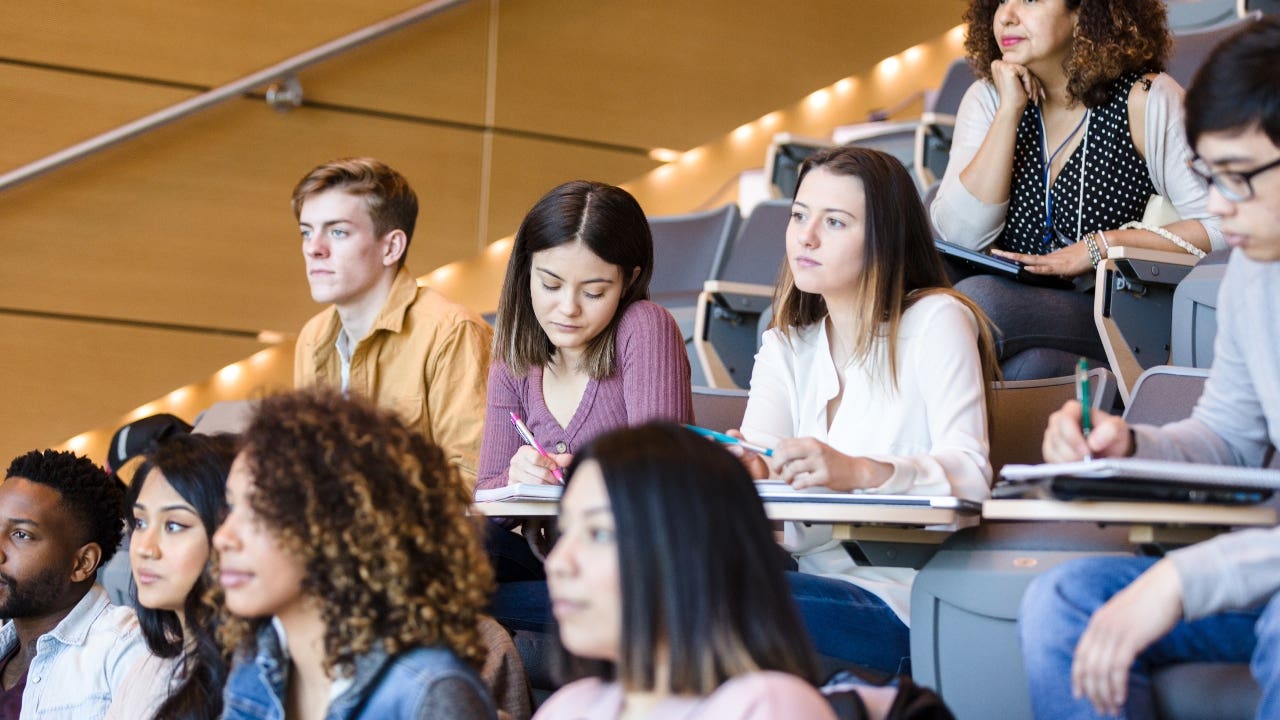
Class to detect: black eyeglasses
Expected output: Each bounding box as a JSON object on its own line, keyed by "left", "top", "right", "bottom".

{"left": 1187, "top": 155, "right": 1280, "bottom": 202}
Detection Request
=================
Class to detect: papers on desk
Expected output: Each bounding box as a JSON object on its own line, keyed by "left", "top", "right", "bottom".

{"left": 996, "top": 458, "right": 1280, "bottom": 505}
{"left": 754, "top": 481, "right": 980, "bottom": 511}
{"left": 474, "top": 483, "right": 563, "bottom": 503}
{"left": 475, "top": 480, "right": 979, "bottom": 512}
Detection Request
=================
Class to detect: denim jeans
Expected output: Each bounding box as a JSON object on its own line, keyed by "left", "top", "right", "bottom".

{"left": 487, "top": 572, "right": 911, "bottom": 676}
{"left": 787, "top": 572, "right": 911, "bottom": 676}
{"left": 1019, "top": 556, "right": 1279, "bottom": 719}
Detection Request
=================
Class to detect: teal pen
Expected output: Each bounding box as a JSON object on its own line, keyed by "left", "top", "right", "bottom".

{"left": 683, "top": 424, "right": 774, "bottom": 457}
{"left": 1075, "top": 358, "right": 1093, "bottom": 461}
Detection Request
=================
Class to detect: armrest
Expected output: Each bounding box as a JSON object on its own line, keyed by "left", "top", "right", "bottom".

{"left": 914, "top": 114, "right": 957, "bottom": 188}
{"left": 703, "top": 280, "right": 773, "bottom": 297}
{"left": 1107, "top": 246, "right": 1200, "bottom": 267}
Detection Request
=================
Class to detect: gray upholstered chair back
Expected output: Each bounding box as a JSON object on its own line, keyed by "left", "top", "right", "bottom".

{"left": 646, "top": 203, "right": 739, "bottom": 301}
{"left": 1122, "top": 366, "right": 1209, "bottom": 425}
{"left": 1167, "top": 12, "right": 1261, "bottom": 88}
{"left": 691, "top": 386, "right": 749, "bottom": 431}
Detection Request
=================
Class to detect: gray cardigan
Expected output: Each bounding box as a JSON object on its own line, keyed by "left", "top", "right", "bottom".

{"left": 1129, "top": 251, "right": 1280, "bottom": 620}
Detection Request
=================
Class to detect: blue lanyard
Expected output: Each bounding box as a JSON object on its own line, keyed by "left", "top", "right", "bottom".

{"left": 1039, "top": 108, "right": 1090, "bottom": 248}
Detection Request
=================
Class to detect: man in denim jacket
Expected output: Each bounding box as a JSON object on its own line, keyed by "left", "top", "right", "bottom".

{"left": 0, "top": 450, "right": 165, "bottom": 719}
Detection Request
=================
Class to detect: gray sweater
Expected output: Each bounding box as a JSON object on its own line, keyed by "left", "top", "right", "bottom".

{"left": 1131, "top": 250, "right": 1280, "bottom": 619}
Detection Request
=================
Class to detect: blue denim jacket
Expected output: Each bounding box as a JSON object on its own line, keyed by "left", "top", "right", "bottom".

{"left": 222, "top": 623, "right": 497, "bottom": 720}
{"left": 0, "top": 584, "right": 163, "bottom": 719}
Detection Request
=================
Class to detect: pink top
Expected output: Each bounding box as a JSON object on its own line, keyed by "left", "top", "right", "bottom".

{"left": 476, "top": 300, "right": 694, "bottom": 492}
{"left": 531, "top": 672, "right": 837, "bottom": 720}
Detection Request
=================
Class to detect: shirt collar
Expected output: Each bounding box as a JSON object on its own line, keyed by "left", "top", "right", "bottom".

{"left": 366, "top": 266, "right": 419, "bottom": 337}
{"left": 45, "top": 584, "right": 110, "bottom": 648}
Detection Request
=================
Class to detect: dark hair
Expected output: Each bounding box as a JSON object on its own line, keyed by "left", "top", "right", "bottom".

{"left": 127, "top": 433, "right": 237, "bottom": 720}
{"left": 106, "top": 413, "right": 192, "bottom": 474}
{"left": 493, "top": 180, "right": 654, "bottom": 379}
{"left": 1185, "top": 17, "right": 1280, "bottom": 148}
{"left": 219, "top": 390, "right": 492, "bottom": 676}
{"left": 5, "top": 450, "right": 125, "bottom": 569}
{"left": 963, "top": 0, "right": 1170, "bottom": 108}
{"left": 290, "top": 157, "right": 418, "bottom": 268}
{"left": 773, "top": 146, "right": 999, "bottom": 409}
{"left": 561, "top": 423, "right": 821, "bottom": 693}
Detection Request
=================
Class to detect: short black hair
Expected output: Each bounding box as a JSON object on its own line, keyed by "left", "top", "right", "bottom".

{"left": 562, "top": 423, "right": 821, "bottom": 693}
{"left": 6, "top": 450, "right": 127, "bottom": 568}
{"left": 1185, "top": 17, "right": 1280, "bottom": 148}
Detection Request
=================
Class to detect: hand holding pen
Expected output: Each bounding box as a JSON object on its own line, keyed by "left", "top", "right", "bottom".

{"left": 1041, "top": 364, "right": 1133, "bottom": 462}
{"left": 509, "top": 412, "right": 568, "bottom": 485}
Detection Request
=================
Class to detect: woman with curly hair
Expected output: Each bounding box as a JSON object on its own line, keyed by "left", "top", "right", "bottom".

{"left": 213, "top": 390, "right": 498, "bottom": 720}
{"left": 107, "top": 433, "right": 236, "bottom": 720}
{"left": 931, "top": 0, "right": 1224, "bottom": 379}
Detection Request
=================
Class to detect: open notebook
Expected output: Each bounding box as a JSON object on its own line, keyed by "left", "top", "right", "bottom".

{"left": 474, "top": 483, "right": 562, "bottom": 503}
{"left": 996, "top": 458, "right": 1280, "bottom": 504}
{"left": 754, "top": 481, "right": 981, "bottom": 511}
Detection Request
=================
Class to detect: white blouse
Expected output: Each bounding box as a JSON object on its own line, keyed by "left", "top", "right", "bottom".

{"left": 741, "top": 293, "right": 992, "bottom": 622}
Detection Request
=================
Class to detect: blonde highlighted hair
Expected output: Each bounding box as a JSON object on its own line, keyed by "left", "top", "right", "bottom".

{"left": 772, "top": 146, "right": 1000, "bottom": 414}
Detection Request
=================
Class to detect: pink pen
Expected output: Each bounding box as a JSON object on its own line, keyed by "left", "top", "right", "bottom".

{"left": 509, "top": 411, "right": 566, "bottom": 483}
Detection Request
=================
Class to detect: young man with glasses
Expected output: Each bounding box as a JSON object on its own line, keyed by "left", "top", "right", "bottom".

{"left": 1019, "top": 17, "right": 1280, "bottom": 720}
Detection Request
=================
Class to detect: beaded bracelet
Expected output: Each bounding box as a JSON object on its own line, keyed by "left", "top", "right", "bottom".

{"left": 1082, "top": 233, "right": 1102, "bottom": 269}
{"left": 1119, "top": 221, "right": 1206, "bottom": 259}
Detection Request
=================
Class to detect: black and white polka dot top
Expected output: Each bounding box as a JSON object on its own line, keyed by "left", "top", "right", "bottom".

{"left": 999, "top": 72, "right": 1156, "bottom": 255}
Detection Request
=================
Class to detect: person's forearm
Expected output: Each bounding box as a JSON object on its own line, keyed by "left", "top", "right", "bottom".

{"left": 1099, "top": 220, "right": 1211, "bottom": 256}
{"left": 958, "top": 106, "right": 1022, "bottom": 205}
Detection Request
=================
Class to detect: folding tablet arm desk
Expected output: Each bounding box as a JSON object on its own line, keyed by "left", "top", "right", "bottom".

{"left": 1094, "top": 246, "right": 1200, "bottom": 404}
{"left": 475, "top": 498, "right": 973, "bottom": 568}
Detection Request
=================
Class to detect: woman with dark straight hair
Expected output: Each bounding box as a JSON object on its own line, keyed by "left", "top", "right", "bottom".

{"left": 108, "top": 432, "right": 237, "bottom": 720}
{"left": 731, "top": 145, "right": 998, "bottom": 674}
{"left": 477, "top": 180, "right": 693, "bottom": 581}
{"left": 932, "top": 0, "right": 1222, "bottom": 378}
{"left": 534, "top": 423, "right": 836, "bottom": 719}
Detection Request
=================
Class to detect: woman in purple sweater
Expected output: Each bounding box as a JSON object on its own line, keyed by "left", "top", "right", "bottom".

{"left": 478, "top": 180, "right": 694, "bottom": 580}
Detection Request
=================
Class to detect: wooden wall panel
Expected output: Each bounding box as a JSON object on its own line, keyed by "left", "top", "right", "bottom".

{"left": 0, "top": 1, "right": 435, "bottom": 85}
{"left": 495, "top": 0, "right": 967, "bottom": 150}
{"left": 0, "top": 315, "right": 265, "bottom": 466}
{"left": 0, "top": 95, "right": 486, "bottom": 335}
{"left": 484, "top": 133, "right": 658, "bottom": 243}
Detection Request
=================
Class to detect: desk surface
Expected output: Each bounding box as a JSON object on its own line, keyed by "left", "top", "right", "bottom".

{"left": 474, "top": 498, "right": 966, "bottom": 528}
{"left": 983, "top": 498, "right": 1277, "bottom": 527}
{"left": 478, "top": 498, "right": 1276, "bottom": 526}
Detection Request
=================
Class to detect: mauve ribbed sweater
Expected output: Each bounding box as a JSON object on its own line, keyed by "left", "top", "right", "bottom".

{"left": 476, "top": 300, "right": 693, "bottom": 492}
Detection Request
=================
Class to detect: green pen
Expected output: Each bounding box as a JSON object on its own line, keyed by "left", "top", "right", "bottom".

{"left": 1076, "top": 357, "right": 1093, "bottom": 461}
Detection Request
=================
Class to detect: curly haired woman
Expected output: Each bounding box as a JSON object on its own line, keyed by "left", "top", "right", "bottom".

{"left": 931, "top": 0, "right": 1224, "bottom": 379}
{"left": 213, "top": 390, "right": 498, "bottom": 720}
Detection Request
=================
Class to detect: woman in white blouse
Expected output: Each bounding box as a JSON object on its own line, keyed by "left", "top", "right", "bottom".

{"left": 733, "top": 145, "right": 999, "bottom": 674}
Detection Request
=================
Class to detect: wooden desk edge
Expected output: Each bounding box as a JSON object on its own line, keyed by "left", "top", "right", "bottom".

{"left": 982, "top": 499, "right": 1277, "bottom": 527}
{"left": 474, "top": 500, "right": 967, "bottom": 528}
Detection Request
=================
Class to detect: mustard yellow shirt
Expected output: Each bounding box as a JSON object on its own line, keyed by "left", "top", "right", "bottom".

{"left": 294, "top": 267, "right": 491, "bottom": 489}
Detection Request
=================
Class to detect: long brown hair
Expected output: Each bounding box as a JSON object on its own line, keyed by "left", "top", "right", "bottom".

{"left": 772, "top": 146, "right": 999, "bottom": 414}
